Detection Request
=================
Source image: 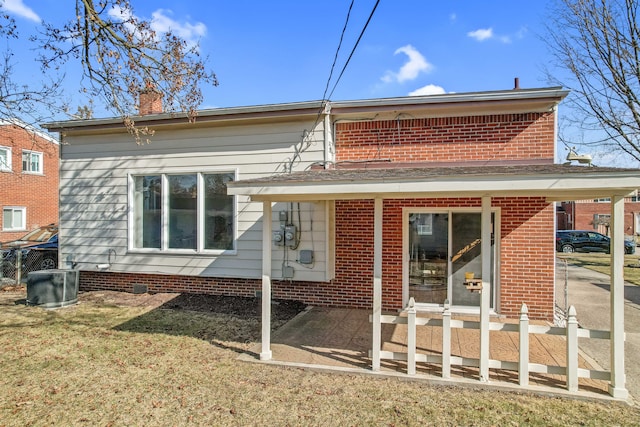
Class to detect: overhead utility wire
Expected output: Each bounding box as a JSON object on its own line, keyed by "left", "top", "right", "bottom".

{"left": 294, "top": 0, "right": 381, "bottom": 173}
{"left": 326, "top": 0, "right": 381, "bottom": 100}
{"left": 297, "top": 0, "right": 354, "bottom": 166}
{"left": 320, "top": 0, "right": 355, "bottom": 103}
{"left": 312, "top": 0, "right": 380, "bottom": 129}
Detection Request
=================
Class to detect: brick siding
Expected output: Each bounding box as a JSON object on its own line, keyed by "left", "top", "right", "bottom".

{"left": 0, "top": 124, "right": 59, "bottom": 241}
{"left": 335, "top": 113, "right": 555, "bottom": 163}
{"left": 564, "top": 200, "right": 640, "bottom": 235}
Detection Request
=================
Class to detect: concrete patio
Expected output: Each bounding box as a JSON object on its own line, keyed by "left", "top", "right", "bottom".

{"left": 242, "top": 306, "right": 616, "bottom": 400}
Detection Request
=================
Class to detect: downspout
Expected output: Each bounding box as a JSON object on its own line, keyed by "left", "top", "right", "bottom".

{"left": 323, "top": 102, "right": 333, "bottom": 169}
{"left": 553, "top": 105, "right": 559, "bottom": 164}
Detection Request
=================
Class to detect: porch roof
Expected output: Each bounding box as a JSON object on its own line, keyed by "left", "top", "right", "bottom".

{"left": 227, "top": 163, "right": 640, "bottom": 202}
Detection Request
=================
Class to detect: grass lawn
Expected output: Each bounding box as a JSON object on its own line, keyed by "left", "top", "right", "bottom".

{"left": 557, "top": 252, "right": 640, "bottom": 286}
{"left": 1, "top": 288, "right": 638, "bottom": 426}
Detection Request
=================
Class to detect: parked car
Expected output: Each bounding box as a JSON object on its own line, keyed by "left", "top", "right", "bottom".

{"left": 556, "top": 230, "right": 636, "bottom": 254}
{"left": 1, "top": 224, "right": 59, "bottom": 273}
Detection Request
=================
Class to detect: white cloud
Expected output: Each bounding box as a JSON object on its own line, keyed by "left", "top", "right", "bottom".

{"left": 468, "top": 27, "right": 520, "bottom": 44}
{"left": 108, "top": 6, "right": 206, "bottom": 47}
{"left": 151, "top": 9, "right": 206, "bottom": 45}
{"left": 467, "top": 28, "right": 493, "bottom": 42}
{"left": 382, "top": 45, "right": 433, "bottom": 84}
{"left": 408, "top": 84, "right": 446, "bottom": 96}
{"left": 1, "top": 0, "right": 40, "bottom": 22}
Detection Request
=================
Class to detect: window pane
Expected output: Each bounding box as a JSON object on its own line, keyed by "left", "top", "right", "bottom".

{"left": 204, "top": 173, "right": 234, "bottom": 250}
{"left": 22, "top": 152, "right": 41, "bottom": 172}
{"left": 3, "top": 208, "right": 12, "bottom": 228}
{"left": 31, "top": 153, "right": 40, "bottom": 172}
{"left": 3, "top": 208, "right": 24, "bottom": 230}
{"left": 0, "top": 149, "right": 8, "bottom": 170}
{"left": 13, "top": 209, "right": 23, "bottom": 229}
{"left": 168, "top": 174, "right": 197, "bottom": 249}
{"left": 133, "top": 176, "right": 162, "bottom": 248}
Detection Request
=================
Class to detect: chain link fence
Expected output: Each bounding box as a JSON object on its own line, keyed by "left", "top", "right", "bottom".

{"left": 0, "top": 248, "right": 58, "bottom": 286}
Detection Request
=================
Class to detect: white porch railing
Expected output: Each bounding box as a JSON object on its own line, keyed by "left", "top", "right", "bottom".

{"left": 371, "top": 298, "right": 613, "bottom": 393}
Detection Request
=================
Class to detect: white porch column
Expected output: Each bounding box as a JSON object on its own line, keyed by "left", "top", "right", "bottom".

{"left": 609, "top": 195, "right": 628, "bottom": 398}
{"left": 372, "top": 197, "right": 383, "bottom": 371}
{"left": 479, "top": 196, "right": 491, "bottom": 382}
{"left": 260, "top": 201, "right": 273, "bottom": 361}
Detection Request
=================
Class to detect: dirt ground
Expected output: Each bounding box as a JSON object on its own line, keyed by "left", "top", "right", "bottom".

{"left": 2, "top": 284, "right": 307, "bottom": 324}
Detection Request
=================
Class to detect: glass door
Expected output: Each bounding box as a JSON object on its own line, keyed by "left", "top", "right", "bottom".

{"left": 408, "top": 213, "right": 448, "bottom": 305}
{"left": 450, "top": 212, "right": 495, "bottom": 306}
{"left": 407, "top": 210, "right": 495, "bottom": 308}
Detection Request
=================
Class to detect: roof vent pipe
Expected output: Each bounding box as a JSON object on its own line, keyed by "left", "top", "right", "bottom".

{"left": 514, "top": 77, "right": 520, "bottom": 90}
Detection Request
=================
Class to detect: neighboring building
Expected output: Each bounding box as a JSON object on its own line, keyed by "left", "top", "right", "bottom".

{"left": 42, "top": 87, "right": 640, "bottom": 322}
{"left": 0, "top": 119, "right": 59, "bottom": 242}
{"left": 558, "top": 196, "right": 640, "bottom": 236}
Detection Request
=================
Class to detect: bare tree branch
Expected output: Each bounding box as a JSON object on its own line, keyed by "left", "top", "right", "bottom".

{"left": 0, "top": 0, "right": 218, "bottom": 144}
{"left": 545, "top": 0, "right": 640, "bottom": 162}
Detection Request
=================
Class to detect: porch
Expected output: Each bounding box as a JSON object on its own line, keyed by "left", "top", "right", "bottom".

{"left": 227, "top": 163, "right": 640, "bottom": 400}
{"left": 245, "top": 305, "right": 612, "bottom": 398}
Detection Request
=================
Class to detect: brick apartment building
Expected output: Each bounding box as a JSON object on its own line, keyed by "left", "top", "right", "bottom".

{"left": 0, "top": 119, "right": 59, "bottom": 242}
{"left": 558, "top": 196, "right": 640, "bottom": 237}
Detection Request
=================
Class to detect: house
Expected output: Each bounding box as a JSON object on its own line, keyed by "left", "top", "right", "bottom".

{"left": 43, "top": 86, "right": 640, "bottom": 397}
{"left": 557, "top": 196, "right": 640, "bottom": 237}
{"left": 41, "top": 86, "right": 640, "bottom": 320}
{"left": 0, "top": 119, "right": 59, "bottom": 242}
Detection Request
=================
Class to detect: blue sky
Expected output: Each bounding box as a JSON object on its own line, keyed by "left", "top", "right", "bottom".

{"left": 2, "top": 0, "right": 555, "bottom": 107}
{"left": 4, "top": 0, "right": 631, "bottom": 165}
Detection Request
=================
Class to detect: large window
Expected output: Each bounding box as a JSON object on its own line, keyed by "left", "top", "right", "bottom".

{"left": 0, "top": 146, "right": 11, "bottom": 171}
{"left": 3, "top": 207, "right": 26, "bottom": 231}
{"left": 131, "top": 172, "right": 235, "bottom": 252}
{"left": 22, "top": 150, "right": 43, "bottom": 174}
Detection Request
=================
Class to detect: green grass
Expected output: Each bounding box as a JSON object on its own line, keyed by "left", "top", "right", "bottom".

{"left": 1, "top": 289, "right": 638, "bottom": 426}
{"left": 557, "top": 252, "right": 640, "bottom": 285}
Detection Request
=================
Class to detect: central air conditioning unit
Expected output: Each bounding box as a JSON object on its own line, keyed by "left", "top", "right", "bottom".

{"left": 26, "top": 269, "right": 79, "bottom": 309}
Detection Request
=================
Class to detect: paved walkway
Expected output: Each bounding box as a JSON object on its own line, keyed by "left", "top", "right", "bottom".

{"left": 562, "top": 263, "right": 640, "bottom": 401}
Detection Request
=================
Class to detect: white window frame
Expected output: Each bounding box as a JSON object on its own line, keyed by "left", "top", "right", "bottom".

{"left": 22, "top": 150, "right": 43, "bottom": 174}
{"left": 402, "top": 206, "right": 501, "bottom": 315}
{"left": 0, "top": 146, "right": 11, "bottom": 172}
{"left": 2, "top": 206, "right": 26, "bottom": 231}
{"left": 127, "top": 169, "right": 238, "bottom": 255}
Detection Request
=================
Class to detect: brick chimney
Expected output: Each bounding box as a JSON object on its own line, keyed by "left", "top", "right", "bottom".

{"left": 138, "top": 82, "right": 163, "bottom": 115}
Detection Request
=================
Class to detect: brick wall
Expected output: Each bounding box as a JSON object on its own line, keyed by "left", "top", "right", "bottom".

{"left": 0, "top": 124, "right": 59, "bottom": 241}
{"left": 569, "top": 200, "right": 640, "bottom": 235}
{"left": 335, "top": 113, "right": 555, "bottom": 163}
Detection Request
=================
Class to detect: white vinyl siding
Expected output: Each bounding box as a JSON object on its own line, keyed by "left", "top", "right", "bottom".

{"left": 59, "top": 119, "right": 331, "bottom": 281}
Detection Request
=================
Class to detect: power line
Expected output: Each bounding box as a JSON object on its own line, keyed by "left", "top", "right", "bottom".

{"left": 320, "top": 0, "right": 355, "bottom": 103}
{"left": 327, "top": 0, "right": 381, "bottom": 100}
{"left": 289, "top": 0, "right": 381, "bottom": 173}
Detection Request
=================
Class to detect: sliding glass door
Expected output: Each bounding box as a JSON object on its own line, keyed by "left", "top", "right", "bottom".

{"left": 407, "top": 210, "right": 495, "bottom": 309}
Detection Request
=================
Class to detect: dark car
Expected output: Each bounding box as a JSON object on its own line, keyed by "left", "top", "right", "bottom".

{"left": 556, "top": 230, "right": 636, "bottom": 254}
{"left": 1, "top": 224, "right": 59, "bottom": 272}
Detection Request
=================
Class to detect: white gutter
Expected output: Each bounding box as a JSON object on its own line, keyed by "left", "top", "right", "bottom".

{"left": 42, "top": 87, "right": 569, "bottom": 132}
{"left": 227, "top": 171, "right": 640, "bottom": 202}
